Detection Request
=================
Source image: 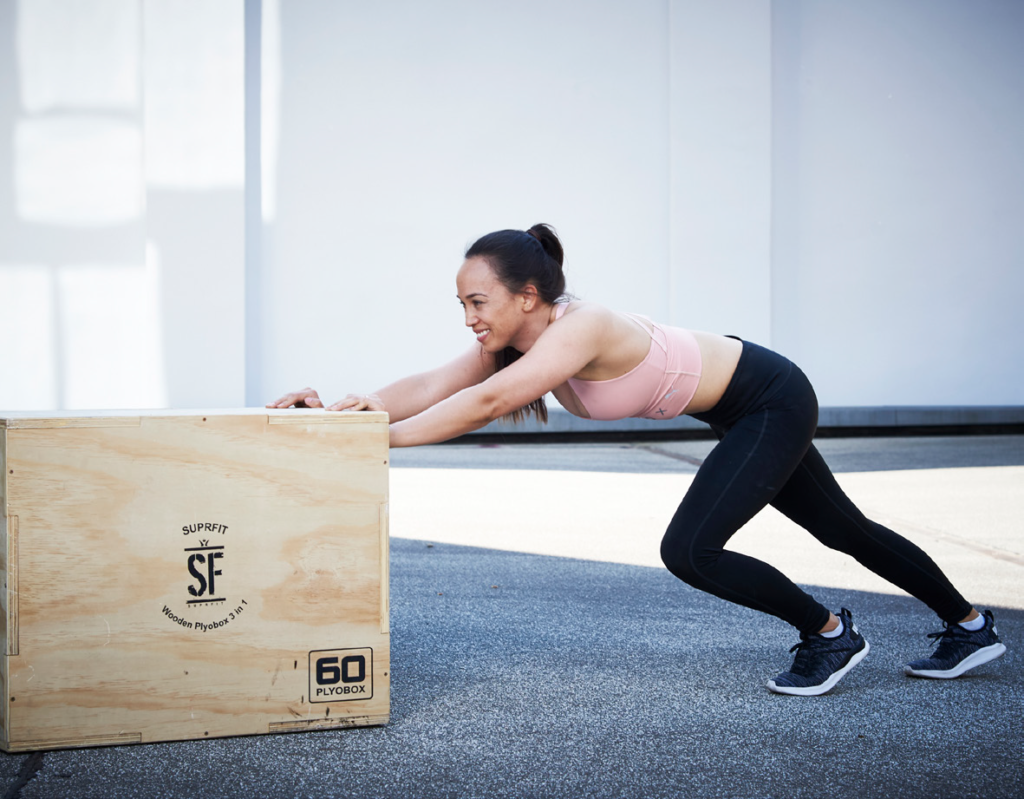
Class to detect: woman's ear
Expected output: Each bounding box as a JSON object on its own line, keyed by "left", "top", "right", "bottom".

{"left": 521, "top": 285, "right": 539, "bottom": 311}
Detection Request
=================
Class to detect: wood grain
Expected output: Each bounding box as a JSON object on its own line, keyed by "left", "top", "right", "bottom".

{"left": 0, "top": 411, "right": 390, "bottom": 751}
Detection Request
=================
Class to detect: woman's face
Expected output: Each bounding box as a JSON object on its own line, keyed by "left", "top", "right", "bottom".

{"left": 456, "top": 256, "right": 523, "bottom": 352}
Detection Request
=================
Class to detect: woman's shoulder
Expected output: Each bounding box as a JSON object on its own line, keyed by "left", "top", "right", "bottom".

{"left": 550, "top": 301, "right": 656, "bottom": 351}
{"left": 554, "top": 299, "right": 616, "bottom": 319}
{"left": 556, "top": 300, "right": 664, "bottom": 329}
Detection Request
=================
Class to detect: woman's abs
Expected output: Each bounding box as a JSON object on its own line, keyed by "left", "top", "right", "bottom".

{"left": 683, "top": 332, "right": 743, "bottom": 416}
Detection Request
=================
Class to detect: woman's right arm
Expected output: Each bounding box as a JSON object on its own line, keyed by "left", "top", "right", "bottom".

{"left": 265, "top": 344, "right": 495, "bottom": 423}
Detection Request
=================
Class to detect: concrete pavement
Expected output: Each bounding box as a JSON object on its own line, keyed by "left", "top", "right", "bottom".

{"left": 3, "top": 435, "right": 1022, "bottom": 798}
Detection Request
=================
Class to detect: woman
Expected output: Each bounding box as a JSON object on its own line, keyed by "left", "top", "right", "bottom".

{"left": 268, "top": 224, "right": 1005, "bottom": 696}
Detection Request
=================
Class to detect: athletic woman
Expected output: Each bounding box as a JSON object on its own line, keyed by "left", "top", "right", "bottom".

{"left": 268, "top": 224, "right": 1005, "bottom": 696}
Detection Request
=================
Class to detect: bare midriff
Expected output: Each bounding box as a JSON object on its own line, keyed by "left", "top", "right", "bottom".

{"left": 683, "top": 331, "right": 743, "bottom": 415}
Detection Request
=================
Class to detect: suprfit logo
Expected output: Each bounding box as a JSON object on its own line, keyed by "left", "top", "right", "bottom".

{"left": 185, "top": 542, "right": 225, "bottom": 604}
{"left": 309, "top": 648, "right": 373, "bottom": 703}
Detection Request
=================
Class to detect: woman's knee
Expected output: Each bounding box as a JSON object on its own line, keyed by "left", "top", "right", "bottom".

{"left": 660, "top": 529, "right": 717, "bottom": 587}
{"left": 659, "top": 534, "right": 684, "bottom": 576}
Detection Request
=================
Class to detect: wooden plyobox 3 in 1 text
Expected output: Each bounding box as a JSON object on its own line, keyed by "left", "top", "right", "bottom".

{"left": 0, "top": 409, "right": 390, "bottom": 751}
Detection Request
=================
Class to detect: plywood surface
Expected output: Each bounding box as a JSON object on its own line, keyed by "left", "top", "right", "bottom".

{"left": 0, "top": 411, "right": 390, "bottom": 751}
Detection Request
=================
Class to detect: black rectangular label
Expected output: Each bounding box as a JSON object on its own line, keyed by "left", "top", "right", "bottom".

{"left": 308, "top": 647, "right": 373, "bottom": 703}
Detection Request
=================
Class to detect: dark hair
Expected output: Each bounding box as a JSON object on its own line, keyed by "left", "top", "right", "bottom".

{"left": 465, "top": 224, "right": 568, "bottom": 425}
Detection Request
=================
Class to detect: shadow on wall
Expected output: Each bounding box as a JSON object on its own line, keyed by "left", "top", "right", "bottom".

{"left": 0, "top": 0, "right": 246, "bottom": 411}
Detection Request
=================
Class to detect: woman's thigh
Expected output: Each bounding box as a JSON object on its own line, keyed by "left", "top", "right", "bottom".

{"left": 666, "top": 403, "right": 815, "bottom": 557}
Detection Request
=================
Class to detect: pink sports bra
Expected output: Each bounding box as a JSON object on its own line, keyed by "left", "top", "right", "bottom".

{"left": 554, "top": 302, "right": 703, "bottom": 421}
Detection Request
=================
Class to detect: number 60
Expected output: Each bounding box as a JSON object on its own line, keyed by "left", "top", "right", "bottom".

{"left": 316, "top": 655, "right": 366, "bottom": 685}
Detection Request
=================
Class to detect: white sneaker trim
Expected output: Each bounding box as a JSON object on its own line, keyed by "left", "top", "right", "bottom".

{"left": 904, "top": 642, "right": 1006, "bottom": 680}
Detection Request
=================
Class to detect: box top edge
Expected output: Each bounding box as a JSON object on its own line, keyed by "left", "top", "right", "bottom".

{"left": 1, "top": 409, "right": 389, "bottom": 426}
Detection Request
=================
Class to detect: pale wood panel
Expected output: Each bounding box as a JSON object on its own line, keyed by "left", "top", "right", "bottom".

{"left": 268, "top": 411, "right": 389, "bottom": 425}
{"left": 7, "top": 637, "right": 391, "bottom": 749}
{"left": 380, "top": 503, "right": 389, "bottom": 634}
{"left": 5, "top": 516, "right": 15, "bottom": 657}
{"left": 0, "top": 428, "right": 7, "bottom": 515}
{"left": 0, "top": 508, "right": 8, "bottom": 737}
{"left": 2, "top": 417, "right": 142, "bottom": 429}
{"left": 2, "top": 409, "right": 388, "bottom": 427}
{"left": 0, "top": 411, "right": 389, "bottom": 751}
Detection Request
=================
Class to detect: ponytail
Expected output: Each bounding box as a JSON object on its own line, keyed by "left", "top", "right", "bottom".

{"left": 525, "top": 223, "right": 565, "bottom": 274}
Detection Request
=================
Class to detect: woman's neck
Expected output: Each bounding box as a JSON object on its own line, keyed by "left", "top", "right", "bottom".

{"left": 509, "top": 302, "right": 558, "bottom": 353}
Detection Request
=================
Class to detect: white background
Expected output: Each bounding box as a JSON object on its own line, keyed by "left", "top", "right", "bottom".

{"left": 1, "top": 0, "right": 1022, "bottom": 413}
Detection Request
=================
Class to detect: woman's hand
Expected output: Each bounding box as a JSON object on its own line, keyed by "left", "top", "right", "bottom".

{"left": 265, "top": 387, "right": 325, "bottom": 409}
{"left": 326, "top": 393, "right": 386, "bottom": 412}
{"left": 265, "top": 388, "right": 387, "bottom": 413}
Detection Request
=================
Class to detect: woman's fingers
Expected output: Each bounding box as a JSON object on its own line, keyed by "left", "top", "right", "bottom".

{"left": 327, "top": 394, "right": 367, "bottom": 412}
{"left": 266, "top": 388, "right": 322, "bottom": 409}
{"left": 326, "top": 393, "right": 385, "bottom": 413}
{"left": 267, "top": 390, "right": 384, "bottom": 413}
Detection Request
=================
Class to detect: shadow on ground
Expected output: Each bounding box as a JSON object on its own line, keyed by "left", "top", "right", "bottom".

{"left": 11, "top": 539, "right": 1021, "bottom": 799}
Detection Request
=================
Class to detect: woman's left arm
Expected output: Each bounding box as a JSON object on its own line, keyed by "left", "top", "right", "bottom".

{"left": 388, "top": 312, "right": 600, "bottom": 447}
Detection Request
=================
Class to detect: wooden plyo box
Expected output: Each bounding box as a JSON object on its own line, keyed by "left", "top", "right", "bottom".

{"left": 0, "top": 409, "right": 390, "bottom": 752}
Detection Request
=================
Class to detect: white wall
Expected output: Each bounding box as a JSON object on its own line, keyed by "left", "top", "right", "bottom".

{"left": 770, "top": 1, "right": 1024, "bottom": 406}
{"left": 259, "top": 0, "right": 676, "bottom": 405}
{"left": 0, "top": 0, "right": 245, "bottom": 411}
{"left": 260, "top": 0, "right": 1024, "bottom": 409}
{"left": 670, "top": 1, "right": 773, "bottom": 342}
{"left": 2, "top": 0, "right": 1022, "bottom": 413}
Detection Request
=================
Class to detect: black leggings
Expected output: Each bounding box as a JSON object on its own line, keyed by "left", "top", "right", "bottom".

{"left": 660, "top": 340, "right": 972, "bottom": 635}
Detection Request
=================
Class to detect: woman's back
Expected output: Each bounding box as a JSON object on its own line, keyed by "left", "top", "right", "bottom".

{"left": 549, "top": 301, "right": 741, "bottom": 420}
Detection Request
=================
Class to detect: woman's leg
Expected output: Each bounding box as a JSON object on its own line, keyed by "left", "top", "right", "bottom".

{"left": 768, "top": 444, "right": 973, "bottom": 624}
{"left": 664, "top": 340, "right": 874, "bottom": 695}
{"left": 768, "top": 443, "right": 1008, "bottom": 683}
{"left": 660, "top": 405, "right": 832, "bottom": 635}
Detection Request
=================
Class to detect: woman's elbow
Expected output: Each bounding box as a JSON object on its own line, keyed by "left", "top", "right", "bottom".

{"left": 476, "top": 389, "right": 515, "bottom": 425}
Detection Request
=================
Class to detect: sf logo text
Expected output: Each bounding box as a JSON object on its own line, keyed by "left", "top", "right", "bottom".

{"left": 185, "top": 543, "right": 225, "bottom": 604}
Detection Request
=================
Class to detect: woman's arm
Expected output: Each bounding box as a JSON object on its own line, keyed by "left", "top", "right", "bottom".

{"left": 335, "top": 345, "right": 495, "bottom": 421}
{"left": 389, "top": 311, "right": 602, "bottom": 447}
{"left": 266, "top": 344, "right": 496, "bottom": 423}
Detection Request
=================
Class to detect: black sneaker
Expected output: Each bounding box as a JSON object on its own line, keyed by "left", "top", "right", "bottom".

{"left": 904, "top": 609, "right": 1006, "bottom": 679}
{"left": 768, "top": 608, "right": 870, "bottom": 696}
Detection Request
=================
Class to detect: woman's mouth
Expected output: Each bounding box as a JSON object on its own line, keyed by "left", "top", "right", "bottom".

{"left": 475, "top": 329, "right": 490, "bottom": 343}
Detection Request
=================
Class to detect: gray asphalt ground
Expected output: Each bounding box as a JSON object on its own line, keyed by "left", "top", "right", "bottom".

{"left": 3, "top": 435, "right": 1022, "bottom": 799}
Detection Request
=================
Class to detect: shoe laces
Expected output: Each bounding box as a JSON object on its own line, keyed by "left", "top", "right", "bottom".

{"left": 785, "top": 632, "right": 851, "bottom": 678}
{"left": 925, "top": 622, "right": 974, "bottom": 654}
{"left": 788, "top": 632, "right": 834, "bottom": 659}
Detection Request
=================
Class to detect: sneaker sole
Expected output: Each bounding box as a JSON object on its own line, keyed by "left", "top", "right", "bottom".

{"left": 767, "top": 639, "right": 870, "bottom": 697}
{"left": 904, "top": 642, "right": 1006, "bottom": 679}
